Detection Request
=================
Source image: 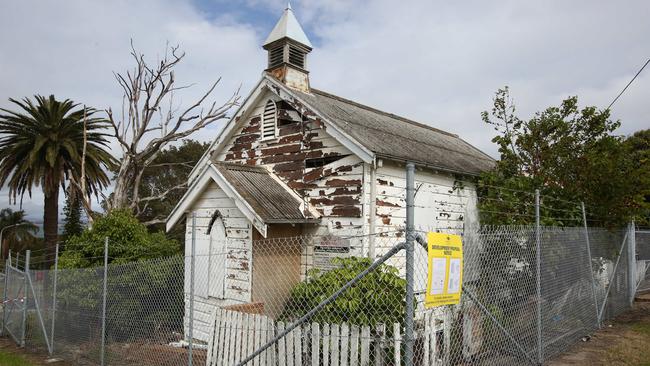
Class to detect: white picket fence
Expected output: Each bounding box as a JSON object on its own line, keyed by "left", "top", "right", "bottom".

{"left": 206, "top": 308, "right": 447, "bottom": 366}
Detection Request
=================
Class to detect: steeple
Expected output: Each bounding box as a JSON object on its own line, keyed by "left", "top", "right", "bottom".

{"left": 263, "top": 2, "right": 312, "bottom": 93}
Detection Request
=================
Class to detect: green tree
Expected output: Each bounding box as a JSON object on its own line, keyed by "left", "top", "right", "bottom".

{"left": 623, "top": 129, "right": 650, "bottom": 225}
{"left": 57, "top": 210, "right": 183, "bottom": 341}
{"left": 59, "top": 209, "right": 180, "bottom": 268}
{"left": 478, "top": 87, "right": 647, "bottom": 227}
{"left": 0, "top": 95, "right": 116, "bottom": 260}
{"left": 62, "top": 190, "right": 85, "bottom": 242}
{"left": 134, "top": 139, "right": 209, "bottom": 238}
{"left": 0, "top": 208, "right": 38, "bottom": 259}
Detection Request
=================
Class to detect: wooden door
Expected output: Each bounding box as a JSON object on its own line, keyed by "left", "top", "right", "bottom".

{"left": 252, "top": 224, "right": 302, "bottom": 318}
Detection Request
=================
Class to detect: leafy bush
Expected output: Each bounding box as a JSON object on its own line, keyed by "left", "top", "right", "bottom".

{"left": 281, "top": 257, "right": 407, "bottom": 327}
{"left": 56, "top": 210, "right": 183, "bottom": 341}
{"left": 60, "top": 209, "right": 180, "bottom": 267}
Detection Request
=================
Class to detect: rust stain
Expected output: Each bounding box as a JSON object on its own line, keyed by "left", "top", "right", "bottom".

{"left": 380, "top": 215, "right": 391, "bottom": 225}
{"left": 310, "top": 196, "right": 359, "bottom": 206}
{"left": 303, "top": 167, "right": 324, "bottom": 182}
{"left": 376, "top": 199, "right": 401, "bottom": 207}
{"left": 234, "top": 134, "right": 260, "bottom": 145}
{"left": 273, "top": 161, "right": 304, "bottom": 172}
{"left": 278, "top": 133, "right": 303, "bottom": 144}
{"left": 331, "top": 205, "right": 361, "bottom": 217}
{"left": 325, "top": 179, "right": 362, "bottom": 187}
{"left": 261, "top": 143, "right": 302, "bottom": 156}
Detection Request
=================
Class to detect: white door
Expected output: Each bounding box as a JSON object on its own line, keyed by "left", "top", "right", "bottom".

{"left": 208, "top": 217, "right": 227, "bottom": 299}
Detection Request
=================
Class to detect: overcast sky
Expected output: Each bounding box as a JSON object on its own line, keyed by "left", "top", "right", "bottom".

{"left": 1, "top": 0, "right": 649, "bottom": 224}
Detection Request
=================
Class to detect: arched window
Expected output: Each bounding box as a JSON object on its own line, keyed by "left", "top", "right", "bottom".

{"left": 261, "top": 99, "right": 278, "bottom": 140}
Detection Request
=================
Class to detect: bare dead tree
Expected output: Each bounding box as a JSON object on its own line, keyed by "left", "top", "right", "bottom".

{"left": 106, "top": 43, "right": 240, "bottom": 213}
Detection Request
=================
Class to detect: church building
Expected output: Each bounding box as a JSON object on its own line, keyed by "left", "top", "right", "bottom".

{"left": 166, "top": 3, "right": 493, "bottom": 342}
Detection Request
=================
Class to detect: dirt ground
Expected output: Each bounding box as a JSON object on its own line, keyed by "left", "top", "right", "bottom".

{"left": 0, "top": 337, "right": 206, "bottom": 366}
{"left": 549, "top": 294, "right": 650, "bottom": 366}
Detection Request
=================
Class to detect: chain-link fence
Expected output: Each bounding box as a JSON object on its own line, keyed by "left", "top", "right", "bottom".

{"left": 636, "top": 230, "right": 650, "bottom": 295}
{"left": 0, "top": 223, "right": 642, "bottom": 365}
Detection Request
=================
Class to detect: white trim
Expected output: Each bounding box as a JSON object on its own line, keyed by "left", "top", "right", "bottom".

{"left": 208, "top": 164, "right": 268, "bottom": 237}
{"left": 261, "top": 165, "right": 321, "bottom": 220}
{"left": 192, "top": 74, "right": 375, "bottom": 184}
{"left": 262, "top": 77, "right": 375, "bottom": 164}
{"left": 261, "top": 99, "right": 278, "bottom": 141}
{"left": 166, "top": 163, "right": 213, "bottom": 232}
{"left": 166, "top": 164, "right": 268, "bottom": 237}
{"left": 188, "top": 76, "right": 268, "bottom": 183}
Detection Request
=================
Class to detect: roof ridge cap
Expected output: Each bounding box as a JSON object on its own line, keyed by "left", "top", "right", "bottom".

{"left": 212, "top": 161, "right": 267, "bottom": 172}
{"left": 310, "top": 88, "right": 459, "bottom": 138}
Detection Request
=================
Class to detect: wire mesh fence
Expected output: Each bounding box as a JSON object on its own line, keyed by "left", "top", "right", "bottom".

{"left": 0, "top": 224, "right": 643, "bottom": 365}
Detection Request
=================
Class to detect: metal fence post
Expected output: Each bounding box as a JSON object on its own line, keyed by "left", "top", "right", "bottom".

{"left": 1, "top": 257, "right": 9, "bottom": 336}
{"left": 50, "top": 243, "right": 59, "bottom": 353}
{"left": 20, "top": 250, "right": 30, "bottom": 348}
{"left": 598, "top": 231, "right": 629, "bottom": 323}
{"left": 189, "top": 212, "right": 196, "bottom": 366}
{"left": 100, "top": 237, "right": 108, "bottom": 366}
{"left": 404, "top": 162, "right": 415, "bottom": 366}
{"left": 628, "top": 222, "right": 636, "bottom": 305}
{"left": 581, "top": 202, "right": 600, "bottom": 328}
{"left": 535, "top": 189, "right": 543, "bottom": 365}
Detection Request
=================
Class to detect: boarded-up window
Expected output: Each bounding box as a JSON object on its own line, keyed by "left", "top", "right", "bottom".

{"left": 262, "top": 100, "right": 277, "bottom": 140}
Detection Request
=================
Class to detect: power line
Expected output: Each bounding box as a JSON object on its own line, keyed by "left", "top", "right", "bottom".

{"left": 607, "top": 58, "right": 650, "bottom": 110}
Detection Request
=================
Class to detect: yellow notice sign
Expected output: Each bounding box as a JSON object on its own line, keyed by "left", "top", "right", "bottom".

{"left": 425, "top": 232, "right": 463, "bottom": 308}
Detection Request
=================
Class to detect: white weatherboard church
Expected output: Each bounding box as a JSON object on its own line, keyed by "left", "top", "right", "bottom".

{"left": 166, "top": 4, "right": 494, "bottom": 342}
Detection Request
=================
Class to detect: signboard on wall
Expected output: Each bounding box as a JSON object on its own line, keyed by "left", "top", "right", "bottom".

{"left": 425, "top": 232, "right": 463, "bottom": 308}
{"left": 314, "top": 236, "right": 351, "bottom": 270}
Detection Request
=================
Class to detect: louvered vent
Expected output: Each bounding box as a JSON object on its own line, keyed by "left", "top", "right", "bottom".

{"left": 268, "top": 46, "right": 284, "bottom": 69}
{"left": 288, "top": 45, "right": 305, "bottom": 69}
{"left": 262, "top": 100, "right": 277, "bottom": 140}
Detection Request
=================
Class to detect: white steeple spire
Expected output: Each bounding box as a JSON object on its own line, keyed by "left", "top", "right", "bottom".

{"left": 263, "top": 2, "right": 312, "bottom": 48}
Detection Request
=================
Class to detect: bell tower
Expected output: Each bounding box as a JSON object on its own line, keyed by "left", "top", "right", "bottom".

{"left": 263, "top": 3, "right": 312, "bottom": 93}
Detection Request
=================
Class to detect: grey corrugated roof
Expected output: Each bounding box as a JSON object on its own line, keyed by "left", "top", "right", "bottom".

{"left": 293, "top": 88, "right": 495, "bottom": 176}
{"left": 212, "top": 161, "right": 317, "bottom": 223}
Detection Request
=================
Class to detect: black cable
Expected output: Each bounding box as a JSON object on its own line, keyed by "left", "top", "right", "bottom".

{"left": 607, "top": 58, "right": 650, "bottom": 110}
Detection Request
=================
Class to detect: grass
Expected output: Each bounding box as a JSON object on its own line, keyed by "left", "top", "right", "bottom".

{"left": 0, "top": 350, "right": 37, "bottom": 366}
{"left": 601, "top": 321, "right": 650, "bottom": 366}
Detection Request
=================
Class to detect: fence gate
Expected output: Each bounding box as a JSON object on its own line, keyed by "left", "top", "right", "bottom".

{"left": 3, "top": 264, "right": 27, "bottom": 346}
{"left": 2, "top": 257, "right": 52, "bottom": 354}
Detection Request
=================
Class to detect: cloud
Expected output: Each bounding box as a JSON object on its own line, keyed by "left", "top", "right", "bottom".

{"left": 0, "top": 0, "right": 264, "bottom": 220}
{"left": 294, "top": 0, "right": 650, "bottom": 155}
{"left": 1, "top": 0, "right": 649, "bottom": 221}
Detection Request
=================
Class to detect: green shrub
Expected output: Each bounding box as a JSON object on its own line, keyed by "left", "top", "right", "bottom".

{"left": 281, "top": 257, "right": 407, "bottom": 327}
{"left": 60, "top": 209, "right": 180, "bottom": 267}
{"left": 56, "top": 210, "right": 183, "bottom": 341}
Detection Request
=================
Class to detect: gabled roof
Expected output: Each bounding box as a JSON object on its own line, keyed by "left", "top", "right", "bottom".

{"left": 166, "top": 161, "right": 319, "bottom": 236}
{"left": 290, "top": 88, "right": 495, "bottom": 176}
{"left": 212, "top": 161, "right": 319, "bottom": 224}
{"left": 263, "top": 3, "right": 313, "bottom": 48}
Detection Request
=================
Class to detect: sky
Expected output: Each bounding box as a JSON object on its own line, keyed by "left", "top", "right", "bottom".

{"left": 0, "top": 0, "right": 649, "bottom": 225}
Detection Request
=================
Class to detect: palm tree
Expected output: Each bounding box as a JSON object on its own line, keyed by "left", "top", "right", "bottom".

{"left": 0, "top": 95, "right": 116, "bottom": 260}
{"left": 0, "top": 208, "right": 38, "bottom": 259}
